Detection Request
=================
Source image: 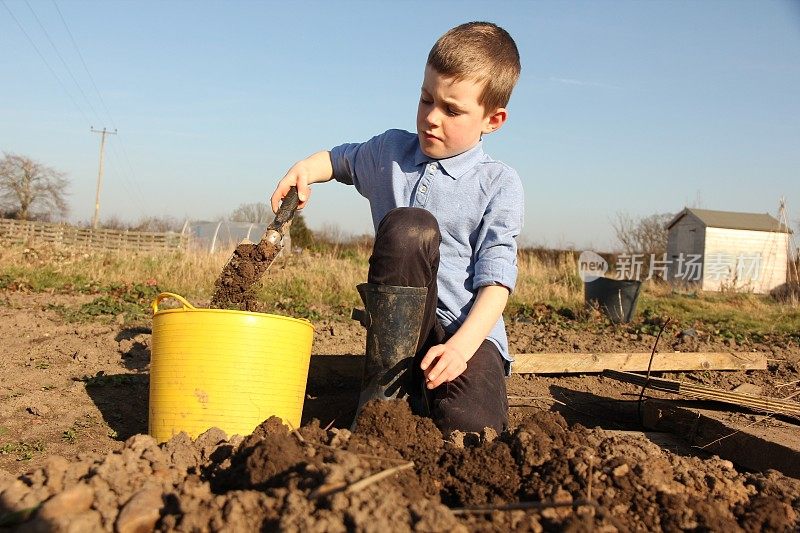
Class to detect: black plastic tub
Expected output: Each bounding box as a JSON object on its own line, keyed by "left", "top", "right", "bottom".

{"left": 584, "top": 277, "right": 642, "bottom": 323}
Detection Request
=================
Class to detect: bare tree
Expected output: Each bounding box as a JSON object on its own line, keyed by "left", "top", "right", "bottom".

{"left": 230, "top": 202, "right": 273, "bottom": 223}
{"left": 611, "top": 211, "right": 673, "bottom": 255}
{"left": 316, "top": 222, "right": 347, "bottom": 245}
{"left": 132, "top": 215, "right": 183, "bottom": 232}
{"left": 98, "top": 215, "right": 128, "bottom": 230}
{"left": 0, "top": 153, "right": 69, "bottom": 220}
{"left": 97, "top": 214, "right": 183, "bottom": 232}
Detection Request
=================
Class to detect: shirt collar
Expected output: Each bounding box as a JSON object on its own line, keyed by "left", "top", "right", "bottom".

{"left": 413, "top": 140, "right": 485, "bottom": 180}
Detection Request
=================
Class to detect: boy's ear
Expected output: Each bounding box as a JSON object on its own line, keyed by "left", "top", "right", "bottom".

{"left": 482, "top": 108, "right": 507, "bottom": 134}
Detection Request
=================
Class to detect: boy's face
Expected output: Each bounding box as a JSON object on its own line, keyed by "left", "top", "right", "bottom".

{"left": 417, "top": 65, "right": 506, "bottom": 159}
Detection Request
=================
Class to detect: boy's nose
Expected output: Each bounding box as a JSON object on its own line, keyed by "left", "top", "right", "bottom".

{"left": 424, "top": 107, "right": 441, "bottom": 127}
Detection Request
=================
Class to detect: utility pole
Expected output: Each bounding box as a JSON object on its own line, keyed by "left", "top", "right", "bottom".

{"left": 90, "top": 127, "right": 117, "bottom": 229}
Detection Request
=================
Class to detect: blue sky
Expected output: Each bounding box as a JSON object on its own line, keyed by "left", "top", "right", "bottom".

{"left": 1, "top": 0, "right": 798, "bottom": 250}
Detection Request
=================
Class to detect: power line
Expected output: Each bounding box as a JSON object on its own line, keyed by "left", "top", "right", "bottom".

{"left": 51, "top": 0, "right": 117, "bottom": 130}
{"left": 7, "top": 0, "right": 158, "bottom": 223}
{"left": 49, "top": 0, "right": 150, "bottom": 218}
{"left": 24, "top": 0, "right": 102, "bottom": 125}
{"left": 105, "top": 139, "right": 150, "bottom": 217}
{"left": 1, "top": 0, "right": 91, "bottom": 125}
{"left": 113, "top": 134, "right": 149, "bottom": 205}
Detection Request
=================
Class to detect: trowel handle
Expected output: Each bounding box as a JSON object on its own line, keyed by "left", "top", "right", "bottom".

{"left": 268, "top": 186, "right": 300, "bottom": 233}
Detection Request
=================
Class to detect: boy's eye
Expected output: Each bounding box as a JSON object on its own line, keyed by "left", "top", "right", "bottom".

{"left": 419, "top": 96, "right": 433, "bottom": 105}
{"left": 446, "top": 107, "right": 460, "bottom": 116}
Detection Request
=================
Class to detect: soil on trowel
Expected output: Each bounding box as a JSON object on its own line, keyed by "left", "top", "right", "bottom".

{"left": 209, "top": 241, "right": 279, "bottom": 312}
{"left": 3, "top": 399, "right": 799, "bottom": 531}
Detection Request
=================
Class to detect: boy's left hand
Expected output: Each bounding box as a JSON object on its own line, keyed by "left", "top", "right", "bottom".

{"left": 420, "top": 344, "right": 468, "bottom": 389}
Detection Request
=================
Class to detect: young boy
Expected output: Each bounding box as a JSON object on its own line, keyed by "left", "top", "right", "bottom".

{"left": 271, "top": 21, "right": 523, "bottom": 435}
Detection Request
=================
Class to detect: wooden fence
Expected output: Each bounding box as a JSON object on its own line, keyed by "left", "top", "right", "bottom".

{"left": 0, "top": 218, "right": 188, "bottom": 253}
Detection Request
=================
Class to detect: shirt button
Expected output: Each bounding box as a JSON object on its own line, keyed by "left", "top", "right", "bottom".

{"left": 419, "top": 185, "right": 428, "bottom": 193}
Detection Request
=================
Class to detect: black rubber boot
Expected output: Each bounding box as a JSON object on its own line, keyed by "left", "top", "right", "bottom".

{"left": 351, "top": 283, "right": 428, "bottom": 424}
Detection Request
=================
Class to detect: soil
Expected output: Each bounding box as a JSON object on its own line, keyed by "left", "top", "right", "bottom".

{"left": 1, "top": 290, "right": 800, "bottom": 531}
{"left": 2, "top": 400, "right": 799, "bottom": 532}
{"left": 208, "top": 240, "right": 280, "bottom": 311}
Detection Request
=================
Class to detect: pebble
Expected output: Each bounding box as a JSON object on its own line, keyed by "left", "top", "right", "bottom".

{"left": 37, "top": 483, "right": 94, "bottom": 520}
{"left": 612, "top": 464, "right": 630, "bottom": 477}
{"left": 115, "top": 486, "right": 164, "bottom": 533}
{"left": 26, "top": 405, "right": 48, "bottom": 417}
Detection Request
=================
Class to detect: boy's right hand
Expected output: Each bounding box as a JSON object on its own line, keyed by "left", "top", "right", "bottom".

{"left": 270, "top": 151, "right": 334, "bottom": 213}
{"left": 271, "top": 165, "right": 312, "bottom": 213}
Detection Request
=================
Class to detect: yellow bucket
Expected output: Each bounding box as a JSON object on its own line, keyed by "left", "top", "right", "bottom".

{"left": 149, "top": 292, "right": 314, "bottom": 442}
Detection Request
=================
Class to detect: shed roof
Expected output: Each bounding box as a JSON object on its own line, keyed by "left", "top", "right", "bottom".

{"left": 666, "top": 208, "right": 790, "bottom": 233}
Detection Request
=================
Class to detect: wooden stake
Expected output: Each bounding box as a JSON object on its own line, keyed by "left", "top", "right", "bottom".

{"left": 511, "top": 352, "right": 766, "bottom": 374}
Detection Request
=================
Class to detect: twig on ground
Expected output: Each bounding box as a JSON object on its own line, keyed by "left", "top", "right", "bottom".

{"left": 285, "top": 421, "right": 307, "bottom": 444}
{"left": 783, "top": 389, "right": 800, "bottom": 401}
{"left": 697, "top": 414, "right": 775, "bottom": 450}
{"left": 776, "top": 379, "right": 800, "bottom": 388}
{"left": 637, "top": 317, "right": 671, "bottom": 423}
{"left": 507, "top": 395, "right": 567, "bottom": 407}
{"left": 345, "top": 462, "right": 414, "bottom": 494}
{"left": 697, "top": 388, "right": 799, "bottom": 450}
{"left": 310, "top": 461, "right": 414, "bottom": 499}
{"left": 308, "top": 481, "right": 347, "bottom": 499}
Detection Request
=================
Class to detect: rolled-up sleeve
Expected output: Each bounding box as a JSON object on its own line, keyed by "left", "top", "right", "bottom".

{"left": 330, "top": 133, "right": 385, "bottom": 198}
{"left": 472, "top": 169, "right": 524, "bottom": 292}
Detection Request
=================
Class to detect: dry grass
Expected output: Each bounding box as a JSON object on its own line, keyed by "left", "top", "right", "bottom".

{"left": 0, "top": 240, "right": 797, "bottom": 336}
{"left": 511, "top": 251, "right": 583, "bottom": 310}
{"left": 0, "top": 241, "right": 369, "bottom": 319}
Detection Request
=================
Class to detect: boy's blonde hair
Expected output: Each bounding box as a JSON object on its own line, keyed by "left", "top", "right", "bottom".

{"left": 427, "top": 22, "right": 520, "bottom": 115}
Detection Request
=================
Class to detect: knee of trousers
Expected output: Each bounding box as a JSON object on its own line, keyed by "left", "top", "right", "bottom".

{"left": 374, "top": 207, "right": 441, "bottom": 255}
{"left": 433, "top": 388, "right": 508, "bottom": 435}
{"left": 431, "top": 384, "right": 508, "bottom": 436}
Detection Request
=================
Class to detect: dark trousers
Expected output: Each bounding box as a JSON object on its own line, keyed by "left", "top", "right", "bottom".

{"left": 367, "top": 207, "right": 509, "bottom": 435}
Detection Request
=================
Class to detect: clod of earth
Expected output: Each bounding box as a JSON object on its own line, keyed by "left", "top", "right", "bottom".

{"left": 1, "top": 400, "right": 799, "bottom": 531}
{"left": 209, "top": 241, "right": 280, "bottom": 312}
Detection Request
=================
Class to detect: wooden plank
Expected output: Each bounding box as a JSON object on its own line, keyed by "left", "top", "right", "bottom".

{"left": 643, "top": 399, "right": 800, "bottom": 478}
{"left": 510, "top": 351, "right": 767, "bottom": 374}
{"left": 602, "top": 369, "right": 800, "bottom": 418}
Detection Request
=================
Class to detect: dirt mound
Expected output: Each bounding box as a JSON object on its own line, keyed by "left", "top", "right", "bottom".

{"left": 1, "top": 400, "right": 799, "bottom": 531}
{"left": 211, "top": 417, "right": 308, "bottom": 492}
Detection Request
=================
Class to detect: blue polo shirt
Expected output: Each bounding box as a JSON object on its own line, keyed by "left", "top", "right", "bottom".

{"left": 330, "top": 129, "right": 524, "bottom": 366}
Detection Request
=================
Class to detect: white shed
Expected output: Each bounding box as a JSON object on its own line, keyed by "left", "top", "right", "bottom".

{"left": 665, "top": 208, "right": 790, "bottom": 294}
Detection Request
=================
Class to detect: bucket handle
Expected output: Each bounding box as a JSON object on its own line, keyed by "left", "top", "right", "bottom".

{"left": 151, "top": 292, "right": 196, "bottom": 314}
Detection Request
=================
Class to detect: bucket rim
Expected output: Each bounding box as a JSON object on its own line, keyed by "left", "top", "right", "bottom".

{"left": 151, "top": 292, "right": 313, "bottom": 329}
{"left": 153, "top": 306, "right": 314, "bottom": 329}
